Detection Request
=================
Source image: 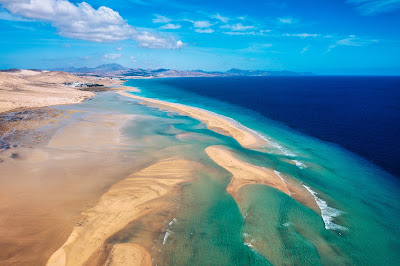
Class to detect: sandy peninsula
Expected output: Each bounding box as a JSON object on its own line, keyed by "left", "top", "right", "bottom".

{"left": 0, "top": 69, "right": 123, "bottom": 114}
{"left": 118, "top": 90, "right": 266, "bottom": 148}
{"left": 205, "top": 145, "right": 320, "bottom": 214}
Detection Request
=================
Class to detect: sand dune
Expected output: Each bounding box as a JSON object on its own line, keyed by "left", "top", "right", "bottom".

{"left": 0, "top": 70, "right": 124, "bottom": 113}
{"left": 47, "top": 159, "right": 199, "bottom": 266}
{"left": 205, "top": 145, "right": 320, "bottom": 213}
{"left": 118, "top": 90, "right": 266, "bottom": 148}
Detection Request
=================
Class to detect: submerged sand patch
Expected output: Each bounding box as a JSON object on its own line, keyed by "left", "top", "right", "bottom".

{"left": 118, "top": 90, "right": 266, "bottom": 148}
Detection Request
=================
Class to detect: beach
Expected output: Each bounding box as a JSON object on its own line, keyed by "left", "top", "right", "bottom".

{"left": 118, "top": 90, "right": 267, "bottom": 149}
{"left": 1, "top": 76, "right": 400, "bottom": 265}
{"left": 0, "top": 70, "right": 124, "bottom": 114}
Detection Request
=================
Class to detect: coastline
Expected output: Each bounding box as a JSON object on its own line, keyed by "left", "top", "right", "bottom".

{"left": 118, "top": 90, "right": 267, "bottom": 149}
{"left": 117, "top": 90, "right": 322, "bottom": 214}
{"left": 0, "top": 84, "right": 346, "bottom": 264}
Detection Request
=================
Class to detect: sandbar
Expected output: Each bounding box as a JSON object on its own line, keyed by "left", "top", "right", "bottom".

{"left": 47, "top": 159, "right": 199, "bottom": 266}
{"left": 118, "top": 90, "right": 266, "bottom": 148}
{"left": 205, "top": 145, "right": 320, "bottom": 213}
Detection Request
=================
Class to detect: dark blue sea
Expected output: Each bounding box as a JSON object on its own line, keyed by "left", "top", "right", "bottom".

{"left": 131, "top": 76, "right": 400, "bottom": 178}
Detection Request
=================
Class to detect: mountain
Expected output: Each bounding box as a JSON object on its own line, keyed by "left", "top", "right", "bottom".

{"left": 55, "top": 64, "right": 314, "bottom": 78}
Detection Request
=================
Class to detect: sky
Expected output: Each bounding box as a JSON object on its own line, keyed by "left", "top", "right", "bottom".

{"left": 0, "top": 0, "right": 399, "bottom": 74}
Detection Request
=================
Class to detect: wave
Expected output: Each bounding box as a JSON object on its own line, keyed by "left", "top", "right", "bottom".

{"left": 163, "top": 218, "right": 177, "bottom": 245}
{"left": 243, "top": 233, "right": 255, "bottom": 249}
{"left": 302, "top": 184, "right": 347, "bottom": 231}
{"left": 274, "top": 170, "right": 291, "bottom": 196}
{"left": 268, "top": 140, "right": 307, "bottom": 169}
{"left": 201, "top": 107, "right": 308, "bottom": 169}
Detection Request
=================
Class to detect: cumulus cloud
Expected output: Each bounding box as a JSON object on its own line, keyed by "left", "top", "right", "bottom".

{"left": 347, "top": 0, "right": 400, "bottom": 15}
{"left": 221, "top": 23, "right": 256, "bottom": 31}
{"left": 160, "top": 23, "right": 181, "bottom": 30}
{"left": 152, "top": 14, "right": 171, "bottom": 23}
{"left": 103, "top": 53, "right": 122, "bottom": 60}
{"left": 211, "top": 13, "right": 229, "bottom": 23}
{"left": 0, "top": 0, "right": 184, "bottom": 49}
{"left": 134, "top": 31, "right": 185, "bottom": 49}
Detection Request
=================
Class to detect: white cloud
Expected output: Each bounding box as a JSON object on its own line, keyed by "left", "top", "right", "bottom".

{"left": 283, "top": 33, "right": 320, "bottom": 38}
{"left": 211, "top": 13, "right": 229, "bottom": 23}
{"left": 326, "top": 35, "right": 378, "bottom": 52}
{"left": 152, "top": 14, "right": 171, "bottom": 23}
{"left": 134, "top": 32, "right": 185, "bottom": 49}
{"left": 221, "top": 23, "right": 256, "bottom": 31}
{"left": 193, "top": 20, "right": 213, "bottom": 28}
{"left": 347, "top": 0, "right": 400, "bottom": 15}
{"left": 278, "top": 17, "right": 294, "bottom": 24}
{"left": 160, "top": 23, "right": 181, "bottom": 30}
{"left": 103, "top": 53, "right": 122, "bottom": 60}
{"left": 0, "top": 0, "right": 184, "bottom": 49}
{"left": 116, "top": 47, "right": 123, "bottom": 51}
{"left": 195, "top": 28, "right": 214, "bottom": 33}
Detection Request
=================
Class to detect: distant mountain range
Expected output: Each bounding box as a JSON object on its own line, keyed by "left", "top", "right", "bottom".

{"left": 54, "top": 64, "right": 314, "bottom": 78}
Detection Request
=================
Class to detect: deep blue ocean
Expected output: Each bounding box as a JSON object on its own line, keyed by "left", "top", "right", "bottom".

{"left": 133, "top": 76, "right": 400, "bottom": 178}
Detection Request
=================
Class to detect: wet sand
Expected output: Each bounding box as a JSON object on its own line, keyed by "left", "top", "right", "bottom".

{"left": 1, "top": 88, "right": 320, "bottom": 265}
{"left": 0, "top": 110, "right": 138, "bottom": 265}
{"left": 118, "top": 90, "right": 266, "bottom": 148}
{"left": 47, "top": 159, "right": 199, "bottom": 266}
{"left": 205, "top": 145, "right": 320, "bottom": 213}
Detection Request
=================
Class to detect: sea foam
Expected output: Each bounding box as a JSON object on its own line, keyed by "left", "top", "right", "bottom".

{"left": 302, "top": 184, "right": 347, "bottom": 231}
{"left": 163, "top": 218, "right": 177, "bottom": 245}
{"left": 274, "top": 170, "right": 291, "bottom": 195}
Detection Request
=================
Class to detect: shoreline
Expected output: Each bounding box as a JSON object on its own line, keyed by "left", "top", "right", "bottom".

{"left": 205, "top": 145, "right": 320, "bottom": 214}
{"left": 1, "top": 85, "right": 342, "bottom": 264}
{"left": 117, "top": 90, "right": 323, "bottom": 217}
{"left": 118, "top": 90, "right": 267, "bottom": 149}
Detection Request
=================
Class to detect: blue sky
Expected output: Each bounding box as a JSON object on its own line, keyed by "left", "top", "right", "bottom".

{"left": 0, "top": 0, "right": 399, "bottom": 74}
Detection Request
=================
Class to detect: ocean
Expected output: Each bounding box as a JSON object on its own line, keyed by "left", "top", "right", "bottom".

{"left": 119, "top": 76, "right": 400, "bottom": 265}
{"left": 130, "top": 76, "right": 400, "bottom": 178}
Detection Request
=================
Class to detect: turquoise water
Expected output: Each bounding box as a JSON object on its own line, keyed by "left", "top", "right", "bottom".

{"left": 67, "top": 82, "right": 400, "bottom": 265}
{"left": 118, "top": 78, "right": 400, "bottom": 265}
